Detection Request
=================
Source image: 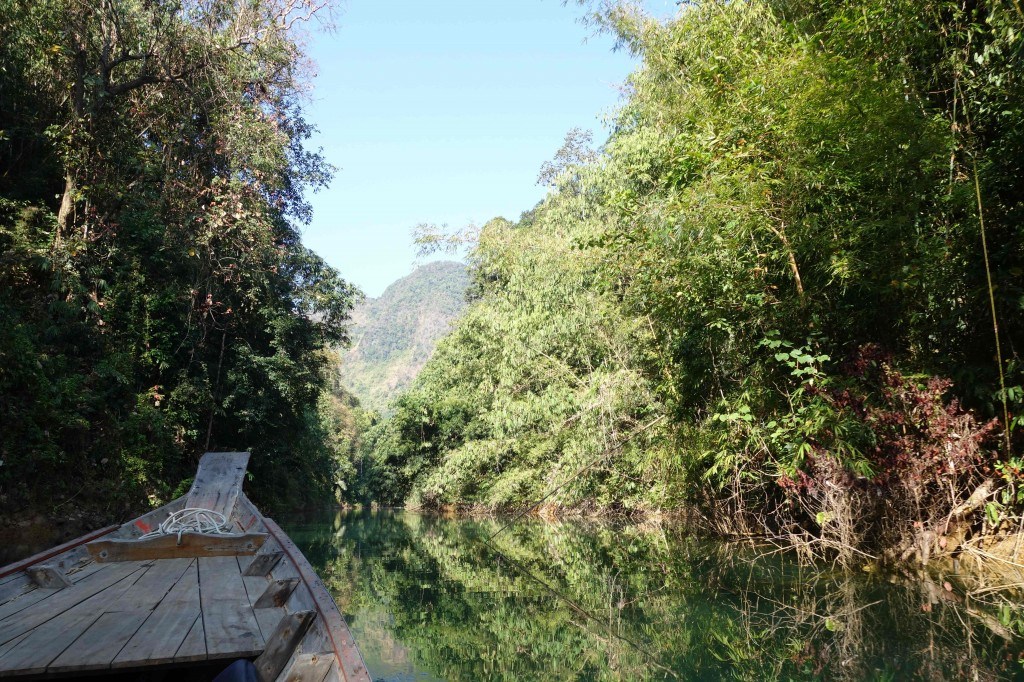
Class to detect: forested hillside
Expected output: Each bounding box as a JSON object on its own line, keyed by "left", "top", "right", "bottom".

{"left": 0, "top": 0, "right": 356, "bottom": 519}
{"left": 366, "top": 0, "right": 1024, "bottom": 565}
{"left": 338, "top": 261, "right": 469, "bottom": 413}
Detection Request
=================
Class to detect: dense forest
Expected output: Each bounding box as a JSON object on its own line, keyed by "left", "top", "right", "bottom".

{"left": 362, "top": 0, "right": 1024, "bottom": 565}
{"left": 2, "top": 0, "right": 1023, "bottom": 571}
{"left": 0, "top": 0, "right": 356, "bottom": 519}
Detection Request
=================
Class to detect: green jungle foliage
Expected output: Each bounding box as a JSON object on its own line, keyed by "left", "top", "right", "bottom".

{"left": 0, "top": 0, "right": 356, "bottom": 517}
{"left": 338, "top": 261, "right": 470, "bottom": 414}
{"left": 367, "top": 0, "right": 1024, "bottom": 561}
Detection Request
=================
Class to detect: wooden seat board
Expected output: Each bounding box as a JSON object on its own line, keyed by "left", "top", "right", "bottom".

{"left": 0, "top": 561, "right": 153, "bottom": 676}
{"left": 111, "top": 560, "right": 203, "bottom": 669}
{"left": 186, "top": 452, "right": 250, "bottom": 519}
{"left": 198, "top": 556, "right": 264, "bottom": 658}
{"left": 0, "top": 560, "right": 148, "bottom": 649}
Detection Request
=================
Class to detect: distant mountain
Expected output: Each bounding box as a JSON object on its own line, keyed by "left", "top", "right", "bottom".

{"left": 338, "top": 261, "right": 469, "bottom": 413}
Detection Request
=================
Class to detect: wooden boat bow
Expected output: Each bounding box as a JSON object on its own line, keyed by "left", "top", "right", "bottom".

{"left": 0, "top": 451, "right": 370, "bottom": 682}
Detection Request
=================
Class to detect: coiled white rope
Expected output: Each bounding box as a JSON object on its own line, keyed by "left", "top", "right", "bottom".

{"left": 138, "top": 507, "right": 236, "bottom": 543}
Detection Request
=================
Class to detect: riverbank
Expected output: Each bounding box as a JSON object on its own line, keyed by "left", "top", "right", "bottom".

{"left": 288, "top": 507, "right": 1024, "bottom": 679}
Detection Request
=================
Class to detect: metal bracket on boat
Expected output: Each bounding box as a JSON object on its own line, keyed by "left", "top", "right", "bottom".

{"left": 85, "top": 531, "right": 268, "bottom": 562}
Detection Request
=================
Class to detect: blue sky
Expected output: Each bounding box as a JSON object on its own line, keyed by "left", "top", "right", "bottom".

{"left": 300, "top": 1, "right": 673, "bottom": 297}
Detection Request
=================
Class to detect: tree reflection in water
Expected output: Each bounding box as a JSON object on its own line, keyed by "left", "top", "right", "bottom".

{"left": 280, "top": 509, "right": 1024, "bottom": 681}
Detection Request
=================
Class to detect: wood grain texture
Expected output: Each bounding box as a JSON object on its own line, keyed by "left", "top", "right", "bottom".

{"left": 87, "top": 532, "right": 266, "bottom": 562}
{"left": 281, "top": 652, "right": 334, "bottom": 682}
{"left": 0, "top": 560, "right": 105, "bottom": 623}
{"left": 0, "top": 560, "right": 148, "bottom": 648}
{"left": 0, "top": 560, "right": 152, "bottom": 676}
{"left": 0, "top": 575, "right": 33, "bottom": 608}
{"left": 186, "top": 451, "right": 250, "bottom": 518}
{"left": 255, "top": 578, "right": 299, "bottom": 609}
{"left": 47, "top": 610, "right": 150, "bottom": 673}
{"left": 111, "top": 560, "right": 203, "bottom": 668}
{"left": 236, "top": 555, "right": 287, "bottom": 644}
{"left": 263, "top": 518, "right": 371, "bottom": 682}
{"left": 244, "top": 551, "right": 284, "bottom": 577}
{"left": 199, "top": 555, "right": 264, "bottom": 658}
{"left": 253, "top": 609, "right": 315, "bottom": 682}
{"left": 25, "top": 565, "right": 71, "bottom": 589}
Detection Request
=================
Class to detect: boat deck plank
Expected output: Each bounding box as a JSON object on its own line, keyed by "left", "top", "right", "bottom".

{"left": 0, "top": 561, "right": 153, "bottom": 677}
{"left": 175, "top": 612, "right": 209, "bottom": 664}
{"left": 111, "top": 560, "right": 203, "bottom": 669}
{"left": 198, "top": 555, "right": 264, "bottom": 659}
{"left": 0, "top": 454, "right": 364, "bottom": 681}
{"left": 46, "top": 558, "right": 194, "bottom": 673}
{"left": 0, "top": 560, "right": 106, "bottom": 623}
{"left": 0, "top": 560, "right": 146, "bottom": 649}
{"left": 0, "top": 576, "right": 34, "bottom": 610}
{"left": 47, "top": 610, "right": 151, "bottom": 673}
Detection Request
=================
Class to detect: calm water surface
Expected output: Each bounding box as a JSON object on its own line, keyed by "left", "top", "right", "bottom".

{"left": 279, "top": 509, "right": 1024, "bottom": 681}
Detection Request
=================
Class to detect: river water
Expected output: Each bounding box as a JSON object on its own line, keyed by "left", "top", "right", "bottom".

{"left": 279, "top": 508, "right": 1024, "bottom": 681}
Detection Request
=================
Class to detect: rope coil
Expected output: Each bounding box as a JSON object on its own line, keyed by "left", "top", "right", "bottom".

{"left": 138, "top": 507, "right": 236, "bottom": 543}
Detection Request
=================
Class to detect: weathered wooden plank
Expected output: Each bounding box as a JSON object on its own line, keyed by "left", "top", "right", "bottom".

{"left": 236, "top": 556, "right": 287, "bottom": 644}
{"left": 199, "top": 555, "right": 264, "bottom": 658}
{"left": 186, "top": 452, "right": 250, "bottom": 519}
{"left": 112, "top": 557, "right": 193, "bottom": 611}
{"left": 0, "top": 560, "right": 147, "bottom": 647}
{"left": 175, "top": 613, "right": 208, "bottom": 663}
{"left": 116, "top": 496, "right": 187, "bottom": 539}
{"left": 111, "top": 560, "right": 203, "bottom": 669}
{"left": 26, "top": 564, "right": 72, "bottom": 589}
{"left": 0, "top": 607, "right": 102, "bottom": 676}
{"left": 0, "top": 560, "right": 105, "bottom": 623}
{"left": 253, "top": 610, "right": 315, "bottom": 682}
{"left": 0, "top": 576, "right": 34, "bottom": 608}
{"left": 0, "top": 525, "right": 118, "bottom": 580}
{"left": 281, "top": 652, "right": 334, "bottom": 682}
{"left": 255, "top": 578, "right": 299, "bottom": 609}
{"left": 0, "top": 561, "right": 152, "bottom": 676}
{"left": 322, "top": 661, "right": 343, "bottom": 682}
{"left": 87, "top": 532, "right": 266, "bottom": 562}
{"left": 263, "top": 519, "right": 370, "bottom": 682}
{"left": 244, "top": 551, "right": 284, "bottom": 577}
{"left": 47, "top": 610, "right": 150, "bottom": 673}
{"left": 233, "top": 492, "right": 264, "bottom": 534}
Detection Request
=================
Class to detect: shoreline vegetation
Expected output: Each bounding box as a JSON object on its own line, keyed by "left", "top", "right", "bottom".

{"left": 350, "top": 0, "right": 1024, "bottom": 579}
{"left": 1, "top": 0, "right": 1022, "bottom": 608}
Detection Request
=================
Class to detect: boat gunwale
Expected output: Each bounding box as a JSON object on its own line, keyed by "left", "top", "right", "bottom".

{"left": 0, "top": 525, "right": 120, "bottom": 580}
{"left": 260, "top": 516, "right": 370, "bottom": 681}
